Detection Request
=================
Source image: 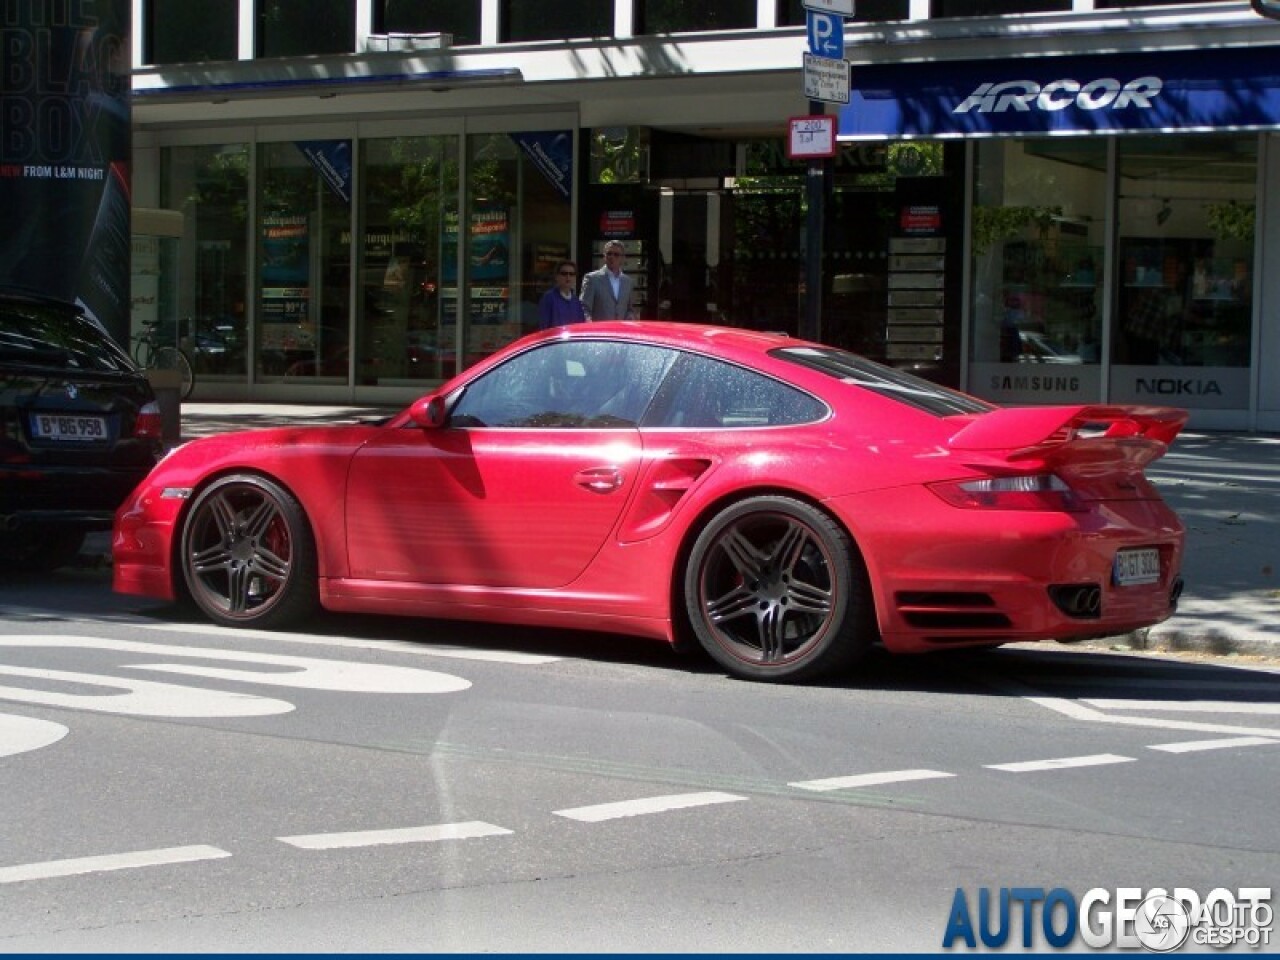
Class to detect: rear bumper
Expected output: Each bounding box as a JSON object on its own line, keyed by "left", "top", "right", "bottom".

{"left": 829, "top": 488, "right": 1185, "bottom": 653}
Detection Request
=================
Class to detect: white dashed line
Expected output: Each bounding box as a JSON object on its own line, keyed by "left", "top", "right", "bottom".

{"left": 278, "top": 821, "right": 512, "bottom": 850}
{"left": 789, "top": 769, "right": 956, "bottom": 792}
{"left": 0, "top": 845, "right": 231, "bottom": 884}
{"left": 985, "top": 753, "right": 1136, "bottom": 773}
{"left": 1147, "top": 736, "right": 1280, "bottom": 754}
{"left": 1084, "top": 699, "right": 1280, "bottom": 715}
{"left": 554, "top": 791, "right": 747, "bottom": 823}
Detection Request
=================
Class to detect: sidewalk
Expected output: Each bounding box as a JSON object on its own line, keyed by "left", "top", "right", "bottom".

{"left": 176, "top": 403, "right": 1280, "bottom": 658}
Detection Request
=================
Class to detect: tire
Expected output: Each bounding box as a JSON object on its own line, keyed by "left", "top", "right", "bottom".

{"left": 683, "top": 496, "right": 875, "bottom": 682}
{"left": 180, "top": 474, "right": 318, "bottom": 629}
{"left": 152, "top": 346, "right": 196, "bottom": 400}
{"left": 0, "top": 529, "right": 85, "bottom": 575}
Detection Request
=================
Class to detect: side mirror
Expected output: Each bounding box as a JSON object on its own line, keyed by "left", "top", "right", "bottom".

{"left": 410, "top": 394, "right": 448, "bottom": 429}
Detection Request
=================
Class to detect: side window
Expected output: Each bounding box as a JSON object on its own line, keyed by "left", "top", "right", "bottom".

{"left": 450, "top": 341, "right": 676, "bottom": 428}
{"left": 647, "top": 354, "right": 828, "bottom": 428}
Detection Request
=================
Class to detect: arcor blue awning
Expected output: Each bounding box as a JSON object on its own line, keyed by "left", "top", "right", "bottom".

{"left": 837, "top": 46, "right": 1280, "bottom": 139}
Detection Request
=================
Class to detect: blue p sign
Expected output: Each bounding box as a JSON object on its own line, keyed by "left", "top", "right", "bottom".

{"left": 806, "top": 10, "right": 844, "bottom": 59}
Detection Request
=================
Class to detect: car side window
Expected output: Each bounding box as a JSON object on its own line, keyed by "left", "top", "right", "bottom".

{"left": 450, "top": 340, "right": 676, "bottom": 428}
{"left": 646, "top": 353, "right": 828, "bottom": 428}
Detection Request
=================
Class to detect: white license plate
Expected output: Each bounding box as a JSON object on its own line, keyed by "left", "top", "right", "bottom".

{"left": 1113, "top": 548, "right": 1161, "bottom": 586}
{"left": 31, "top": 413, "right": 108, "bottom": 441}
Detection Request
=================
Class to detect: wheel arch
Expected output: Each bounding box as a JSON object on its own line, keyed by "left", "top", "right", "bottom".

{"left": 167, "top": 467, "right": 320, "bottom": 604}
{"left": 667, "top": 485, "right": 880, "bottom": 651}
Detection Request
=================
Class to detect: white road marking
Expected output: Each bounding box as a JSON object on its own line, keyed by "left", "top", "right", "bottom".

{"left": 0, "top": 635, "right": 469, "bottom": 695}
{"left": 0, "top": 665, "right": 293, "bottom": 717}
{"left": 788, "top": 769, "right": 956, "bottom": 792}
{"left": 1148, "top": 736, "right": 1280, "bottom": 754}
{"left": 278, "top": 821, "right": 512, "bottom": 850}
{"left": 0, "top": 713, "right": 69, "bottom": 757}
{"left": 134, "top": 621, "right": 561, "bottom": 665}
{"left": 1084, "top": 698, "right": 1280, "bottom": 715}
{"left": 554, "top": 791, "right": 747, "bottom": 823}
{"left": 985, "top": 753, "right": 1135, "bottom": 773}
{"left": 0, "top": 845, "right": 231, "bottom": 884}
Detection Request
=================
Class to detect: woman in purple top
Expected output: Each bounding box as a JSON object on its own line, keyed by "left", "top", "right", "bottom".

{"left": 538, "top": 260, "right": 587, "bottom": 329}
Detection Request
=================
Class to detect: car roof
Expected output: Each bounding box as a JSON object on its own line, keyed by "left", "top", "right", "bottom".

{"left": 542, "top": 321, "right": 799, "bottom": 361}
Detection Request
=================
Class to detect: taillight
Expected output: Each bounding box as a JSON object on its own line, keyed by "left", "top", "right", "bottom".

{"left": 929, "top": 474, "right": 1085, "bottom": 512}
{"left": 134, "top": 401, "right": 164, "bottom": 442}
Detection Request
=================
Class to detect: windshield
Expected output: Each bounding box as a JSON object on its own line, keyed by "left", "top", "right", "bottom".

{"left": 771, "top": 346, "right": 995, "bottom": 418}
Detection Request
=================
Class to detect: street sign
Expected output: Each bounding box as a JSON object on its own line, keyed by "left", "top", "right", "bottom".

{"left": 802, "top": 0, "right": 855, "bottom": 15}
{"left": 803, "top": 52, "right": 850, "bottom": 104}
{"left": 806, "top": 10, "right": 844, "bottom": 59}
{"left": 787, "top": 115, "right": 838, "bottom": 159}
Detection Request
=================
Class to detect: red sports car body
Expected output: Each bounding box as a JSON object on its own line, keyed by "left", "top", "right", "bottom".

{"left": 113, "top": 323, "right": 1187, "bottom": 682}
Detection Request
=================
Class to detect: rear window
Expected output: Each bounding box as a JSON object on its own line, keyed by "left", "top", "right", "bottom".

{"left": 773, "top": 346, "right": 995, "bottom": 417}
{"left": 0, "top": 301, "right": 136, "bottom": 374}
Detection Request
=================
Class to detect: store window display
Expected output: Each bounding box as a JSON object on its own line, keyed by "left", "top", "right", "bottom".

{"left": 969, "top": 139, "right": 1107, "bottom": 404}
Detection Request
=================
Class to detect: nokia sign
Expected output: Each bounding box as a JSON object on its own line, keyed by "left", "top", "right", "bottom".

{"left": 954, "top": 77, "right": 1162, "bottom": 115}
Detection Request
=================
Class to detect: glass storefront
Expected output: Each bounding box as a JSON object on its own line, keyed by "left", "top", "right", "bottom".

{"left": 968, "top": 134, "right": 1257, "bottom": 411}
{"left": 257, "top": 140, "right": 353, "bottom": 384}
{"left": 358, "top": 135, "right": 459, "bottom": 385}
{"left": 160, "top": 143, "right": 251, "bottom": 384}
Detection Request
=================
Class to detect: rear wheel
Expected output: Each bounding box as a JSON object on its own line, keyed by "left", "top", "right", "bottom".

{"left": 683, "top": 496, "right": 875, "bottom": 682}
{"left": 180, "top": 474, "right": 318, "bottom": 628}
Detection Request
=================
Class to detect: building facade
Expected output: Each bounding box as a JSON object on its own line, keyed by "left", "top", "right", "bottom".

{"left": 129, "top": 1, "right": 1280, "bottom": 431}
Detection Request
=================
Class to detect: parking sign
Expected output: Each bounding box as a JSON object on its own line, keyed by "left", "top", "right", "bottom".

{"left": 806, "top": 10, "right": 844, "bottom": 59}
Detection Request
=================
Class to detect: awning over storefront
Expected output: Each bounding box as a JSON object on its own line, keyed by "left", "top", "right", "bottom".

{"left": 837, "top": 46, "right": 1280, "bottom": 139}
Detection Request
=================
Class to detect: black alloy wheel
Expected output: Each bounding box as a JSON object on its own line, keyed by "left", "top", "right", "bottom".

{"left": 180, "top": 474, "right": 318, "bottom": 628}
{"left": 684, "top": 496, "right": 875, "bottom": 682}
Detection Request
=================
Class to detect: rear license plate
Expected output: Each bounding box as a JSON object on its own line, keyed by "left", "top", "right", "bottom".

{"left": 31, "top": 413, "right": 108, "bottom": 441}
{"left": 1113, "top": 548, "right": 1161, "bottom": 586}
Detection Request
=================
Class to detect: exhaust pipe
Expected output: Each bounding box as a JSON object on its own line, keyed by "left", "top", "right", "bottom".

{"left": 1049, "top": 583, "right": 1103, "bottom": 619}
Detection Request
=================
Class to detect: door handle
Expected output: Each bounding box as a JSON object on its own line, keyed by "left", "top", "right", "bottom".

{"left": 575, "top": 466, "right": 624, "bottom": 493}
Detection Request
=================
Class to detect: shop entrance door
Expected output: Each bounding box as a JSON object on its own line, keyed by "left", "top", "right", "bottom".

{"left": 655, "top": 190, "right": 720, "bottom": 324}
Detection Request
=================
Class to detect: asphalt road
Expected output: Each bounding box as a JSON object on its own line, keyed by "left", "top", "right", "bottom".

{"left": 1, "top": 565, "right": 1278, "bottom": 953}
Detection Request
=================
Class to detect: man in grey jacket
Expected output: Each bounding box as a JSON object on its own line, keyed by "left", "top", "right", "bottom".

{"left": 580, "top": 240, "right": 636, "bottom": 321}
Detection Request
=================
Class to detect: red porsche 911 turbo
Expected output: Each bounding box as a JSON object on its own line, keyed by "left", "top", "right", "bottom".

{"left": 113, "top": 322, "right": 1187, "bottom": 682}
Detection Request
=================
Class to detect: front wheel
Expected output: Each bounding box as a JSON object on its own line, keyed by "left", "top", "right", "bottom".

{"left": 683, "top": 496, "right": 875, "bottom": 682}
{"left": 180, "top": 474, "right": 318, "bottom": 628}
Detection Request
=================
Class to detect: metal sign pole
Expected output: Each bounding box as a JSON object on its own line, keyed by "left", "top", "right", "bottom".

{"left": 803, "top": 101, "right": 827, "bottom": 344}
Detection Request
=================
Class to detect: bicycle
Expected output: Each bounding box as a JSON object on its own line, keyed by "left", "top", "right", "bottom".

{"left": 133, "top": 318, "right": 195, "bottom": 401}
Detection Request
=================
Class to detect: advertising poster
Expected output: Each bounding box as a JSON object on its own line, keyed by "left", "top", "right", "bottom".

{"left": 260, "top": 214, "right": 313, "bottom": 352}
{"left": 0, "top": 0, "right": 132, "bottom": 344}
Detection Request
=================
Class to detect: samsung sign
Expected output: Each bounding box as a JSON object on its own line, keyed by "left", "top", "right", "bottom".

{"left": 838, "top": 47, "right": 1280, "bottom": 138}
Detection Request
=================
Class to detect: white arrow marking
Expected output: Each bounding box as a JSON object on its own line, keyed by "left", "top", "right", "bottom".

{"left": 0, "top": 665, "right": 293, "bottom": 717}
{"left": 0, "top": 845, "right": 231, "bottom": 884}
{"left": 0, "top": 712, "right": 69, "bottom": 757}
{"left": 0, "top": 635, "right": 469, "bottom": 695}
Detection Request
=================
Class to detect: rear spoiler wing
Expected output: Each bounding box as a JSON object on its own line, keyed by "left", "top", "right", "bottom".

{"left": 948, "top": 405, "right": 1188, "bottom": 459}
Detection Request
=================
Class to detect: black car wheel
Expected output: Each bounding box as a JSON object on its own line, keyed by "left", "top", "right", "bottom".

{"left": 684, "top": 496, "right": 875, "bottom": 682}
{"left": 180, "top": 474, "right": 318, "bottom": 628}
